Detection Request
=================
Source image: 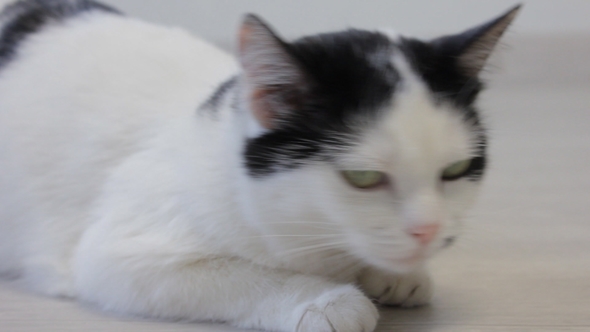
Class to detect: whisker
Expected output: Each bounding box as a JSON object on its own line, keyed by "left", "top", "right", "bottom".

{"left": 240, "top": 234, "right": 342, "bottom": 239}
{"left": 262, "top": 221, "right": 338, "bottom": 228}
{"left": 276, "top": 241, "right": 346, "bottom": 258}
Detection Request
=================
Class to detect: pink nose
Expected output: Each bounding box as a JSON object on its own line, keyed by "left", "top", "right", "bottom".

{"left": 407, "top": 224, "right": 440, "bottom": 245}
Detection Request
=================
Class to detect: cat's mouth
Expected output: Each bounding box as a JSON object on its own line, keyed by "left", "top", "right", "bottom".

{"left": 389, "top": 242, "right": 448, "bottom": 269}
{"left": 376, "top": 250, "right": 429, "bottom": 272}
{"left": 392, "top": 237, "right": 455, "bottom": 267}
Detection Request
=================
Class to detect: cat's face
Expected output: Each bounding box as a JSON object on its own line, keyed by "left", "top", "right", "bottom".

{"left": 313, "top": 77, "right": 485, "bottom": 272}
{"left": 238, "top": 7, "right": 517, "bottom": 272}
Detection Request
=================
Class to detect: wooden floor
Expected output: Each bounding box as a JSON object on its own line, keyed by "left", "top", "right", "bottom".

{"left": 1, "top": 35, "right": 589, "bottom": 331}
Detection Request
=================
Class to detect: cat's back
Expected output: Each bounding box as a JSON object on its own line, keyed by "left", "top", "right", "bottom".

{"left": 0, "top": 0, "right": 237, "bottom": 273}
{"left": 0, "top": 0, "right": 237, "bottom": 185}
{"left": 0, "top": 0, "right": 237, "bottom": 122}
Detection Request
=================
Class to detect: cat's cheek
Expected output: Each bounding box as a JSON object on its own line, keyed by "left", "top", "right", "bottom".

{"left": 442, "top": 180, "right": 483, "bottom": 218}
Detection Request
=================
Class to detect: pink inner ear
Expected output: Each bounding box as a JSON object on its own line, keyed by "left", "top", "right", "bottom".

{"left": 238, "top": 16, "right": 308, "bottom": 130}
{"left": 251, "top": 88, "right": 276, "bottom": 129}
{"left": 239, "top": 23, "right": 277, "bottom": 129}
{"left": 239, "top": 24, "right": 253, "bottom": 54}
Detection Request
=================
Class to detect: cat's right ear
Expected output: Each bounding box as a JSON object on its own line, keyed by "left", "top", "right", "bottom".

{"left": 432, "top": 5, "right": 521, "bottom": 77}
{"left": 238, "top": 14, "right": 310, "bottom": 129}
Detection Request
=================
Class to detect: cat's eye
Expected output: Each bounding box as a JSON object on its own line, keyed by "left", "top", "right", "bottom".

{"left": 341, "top": 171, "right": 387, "bottom": 189}
{"left": 441, "top": 159, "right": 472, "bottom": 181}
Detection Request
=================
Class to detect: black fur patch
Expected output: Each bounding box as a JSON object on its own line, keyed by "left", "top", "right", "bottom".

{"left": 200, "top": 76, "right": 237, "bottom": 116}
{"left": 399, "top": 37, "right": 484, "bottom": 108}
{"left": 244, "top": 29, "right": 488, "bottom": 181}
{"left": 244, "top": 30, "right": 399, "bottom": 177}
{"left": 466, "top": 154, "right": 487, "bottom": 181}
{"left": 0, "top": 0, "right": 120, "bottom": 68}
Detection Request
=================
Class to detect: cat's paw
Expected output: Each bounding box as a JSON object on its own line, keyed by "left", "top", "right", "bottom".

{"left": 294, "top": 284, "right": 379, "bottom": 332}
{"left": 358, "top": 268, "right": 433, "bottom": 307}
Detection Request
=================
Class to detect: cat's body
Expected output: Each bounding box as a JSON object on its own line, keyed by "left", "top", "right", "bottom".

{"left": 0, "top": 1, "right": 519, "bottom": 331}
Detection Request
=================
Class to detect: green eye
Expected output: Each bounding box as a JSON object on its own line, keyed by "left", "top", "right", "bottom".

{"left": 341, "top": 171, "right": 386, "bottom": 189}
{"left": 442, "top": 159, "right": 472, "bottom": 180}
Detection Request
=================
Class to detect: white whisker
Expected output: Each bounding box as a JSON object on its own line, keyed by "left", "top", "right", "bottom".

{"left": 241, "top": 234, "right": 342, "bottom": 239}
{"left": 276, "top": 241, "right": 347, "bottom": 259}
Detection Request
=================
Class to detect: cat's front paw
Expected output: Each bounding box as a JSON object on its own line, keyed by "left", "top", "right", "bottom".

{"left": 358, "top": 268, "right": 433, "bottom": 307}
{"left": 294, "top": 284, "right": 378, "bottom": 332}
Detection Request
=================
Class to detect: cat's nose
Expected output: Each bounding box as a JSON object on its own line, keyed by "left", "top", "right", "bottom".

{"left": 407, "top": 224, "right": 440, "bottom": 245}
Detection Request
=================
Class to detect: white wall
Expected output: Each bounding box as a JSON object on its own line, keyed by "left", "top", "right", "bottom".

{"left": 1, "top": 1, "right": 589, "bottom": 43}
{"left": 100, "top": 0, "right": 589, "bottom": 44}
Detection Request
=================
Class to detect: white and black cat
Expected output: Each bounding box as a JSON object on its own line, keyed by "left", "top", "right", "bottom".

{"left": 0, "top": 1, "right": 520, "bottom": 331}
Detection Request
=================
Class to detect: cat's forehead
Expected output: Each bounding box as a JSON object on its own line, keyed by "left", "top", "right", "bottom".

{"left": 343, "top": 55, "right": 476, "bottom": 170}
{"left": 292, "top": 31, "right": 477, "bottom": 155}
{"left": 367, "top": 89, "right": 474, "bottom": 169}
{"left": 290, "top": 29, "right": 399, "bottom": 117}
{"left": 288, "top": 29, "right": 483, "bottom": 126}
{"left": 245, "top": 30, "right": 486, "bottom": 178}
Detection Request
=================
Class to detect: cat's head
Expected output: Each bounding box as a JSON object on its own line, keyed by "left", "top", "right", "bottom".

{"left": 237, "top": 6, "right": 520, "bottom": 273}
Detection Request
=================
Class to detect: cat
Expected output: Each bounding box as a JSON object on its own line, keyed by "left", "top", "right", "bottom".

{"left": 0, "top": 0, "right": 520, "bottom": 331}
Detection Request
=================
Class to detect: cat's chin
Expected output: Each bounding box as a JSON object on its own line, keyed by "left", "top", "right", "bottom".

{"left": 366, "top": 247, "right": 443, "bottom": 275}
{"left": 367, "top": 256, "right": 428, "bottom": 275}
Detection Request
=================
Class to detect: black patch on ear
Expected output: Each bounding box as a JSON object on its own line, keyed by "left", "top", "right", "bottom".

{"left": 244, "top": 29, "right": 399, "bottom": 177}
{"left": 399, "top": 37, "right": 484, "bottom": 109}
{"left": 399, "top": 6, "right": 519, "bottom": 109}
{"left": 0, "top": 0, "right": 120, "bottom": 69}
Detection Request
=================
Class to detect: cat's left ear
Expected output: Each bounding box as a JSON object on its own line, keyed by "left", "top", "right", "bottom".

{"left": 433, "top": 4, "right": 522, "bottom": 77}
{"left": 238, "top": 14, "right": 311, "bottom": 129}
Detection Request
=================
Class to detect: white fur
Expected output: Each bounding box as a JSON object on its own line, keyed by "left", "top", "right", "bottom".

{"left": 0, "top": 11, "right": 483, "bottom": 332}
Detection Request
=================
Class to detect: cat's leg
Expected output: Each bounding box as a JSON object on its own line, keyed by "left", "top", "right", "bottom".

{"left": 74, "top": 232, "right": 378, "bottom": 332}
{"left": 19, "top": 214, "right": 86, "bottom": 298}
{"left": 357, "top": 266, "right": 433, "bottom": 307}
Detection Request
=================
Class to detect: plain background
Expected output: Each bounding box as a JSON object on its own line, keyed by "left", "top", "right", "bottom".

{"left": 2, "top": 0, "right": 590, "bottom": 42}
{"left": 87, "top": 1, "right": 590, "bottom": 41}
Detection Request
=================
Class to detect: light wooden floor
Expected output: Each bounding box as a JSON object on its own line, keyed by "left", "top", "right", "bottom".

{"left": 1, "top": 35, "right": 589, "bottom": 331}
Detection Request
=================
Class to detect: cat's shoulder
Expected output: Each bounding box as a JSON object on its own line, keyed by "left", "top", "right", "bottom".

{"left": 0, "top": 0, "right": 120, "bottom": 67}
